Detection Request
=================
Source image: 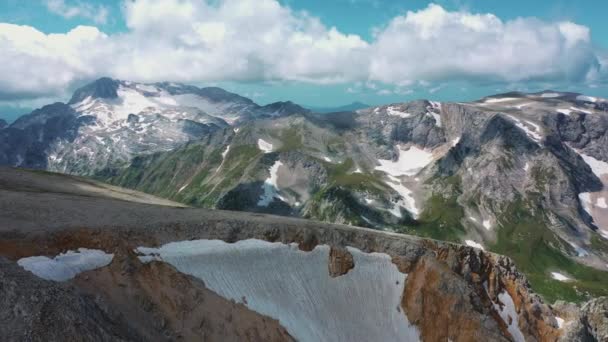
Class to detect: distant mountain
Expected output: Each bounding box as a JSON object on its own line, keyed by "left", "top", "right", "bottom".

{"left": 306, "top": 102, "right": 370, "bottom": 113}
{"left": 0, "top": 77, "right": 309, "bottom": 175}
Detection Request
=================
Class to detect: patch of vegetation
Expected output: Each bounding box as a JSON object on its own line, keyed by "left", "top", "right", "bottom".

{"left": 305, "top": 186, "right": 384, "bottom": 228}
{"left": 398, "top": 192, "right": 466, "bottom": 242}
{"left": 324, "top": 159, "right": 389, "bottom": 196}
{"left": 490, "top": 197, "right": 608, "bottom": 303}
{"left": 183, "top": 144, "right": 262, "bottom": 207}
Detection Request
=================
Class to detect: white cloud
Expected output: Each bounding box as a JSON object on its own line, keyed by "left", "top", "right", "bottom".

{"left": 370, "top": 4, "right": 600, "bottom": 84}
{"left": 0, "top": 1, "right": 605, "bottom": 100}
{"left": 45, "top": 0, "right": 109, "bottom": 24}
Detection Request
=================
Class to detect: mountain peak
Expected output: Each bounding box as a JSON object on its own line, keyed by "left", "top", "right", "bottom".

{"left": 68, "top": 77, "right": 120, "bottom": 104}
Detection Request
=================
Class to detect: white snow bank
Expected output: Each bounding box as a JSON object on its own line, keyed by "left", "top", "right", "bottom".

{"left": 135, "top": 239, "right": 420, "bottom": 342}
{"left": 577, "top": 95, "right": 598, "bottom": 103}
{"left": 557, "top": 108, "right": 572, "bottom": 116}
{"left": 555, "top": 317, "right": 565, "bottom": 329}
{"left": 385, "top": 175, "right": 419, "bottom": 219}
{"left": 551, "top": 272, "right": 572, "bottom": 282}
{"left": 257, "top": 138, "right": 274, "bottom": 153}
{"left": 541, "top": 93, "right": 561, "bottom": 98}
{"left": 464, "top": 240, "right": 485, "bottom": 251}
{"left": 428, "top": 112, "right": 442, "bottom": 127}
{"left": 387, "top": 106, "right": 412, "bottom": 118}
{"left": 491, "top": 290, "right": 525, "bottom": 342}
{"left": 18, "top": 248, "right": 114, "bottom": 282}
{"left": 258, "top": 160, "right": 284, "bottom": 206}
{"left": 506, "top": 115, "right": 543, "bottom": 143}
{"left": 221, "top": 145, "right": 231, "bottom": 159}
{"left": 483, "top": 220, "right": 492, "bottom": 230}
{"left": 484, "top": 97, "right": 518, "bottom": 104}
{"left": 578, "top": 152, "right": 608, "bottom": 178}
{"left": 376, "top": 146, "right": 434, "bottom": 177}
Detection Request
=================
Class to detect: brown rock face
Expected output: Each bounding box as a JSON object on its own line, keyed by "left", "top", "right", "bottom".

{"left": 328, "top": 246, "right": 355, "bottom": 277}
{"left": 74, "top": 247, "right": 295, "bottom": 342}
{"left": 401, "top": 254, "right": 509, "bottom": 342}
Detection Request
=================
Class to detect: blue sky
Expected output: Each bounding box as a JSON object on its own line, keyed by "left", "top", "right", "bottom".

{"left": 1, "top": 0, "right": 608, "bottom": 122}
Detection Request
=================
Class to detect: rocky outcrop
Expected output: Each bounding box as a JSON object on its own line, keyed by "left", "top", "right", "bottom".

{"left": 556, "top": 298, "right": 608, "bottom": 341}
{"left": 0, "top": 257, "right": 143, "bottom": 342}
{"left": 328, "top": 246, "right": 355, "bottom": 277}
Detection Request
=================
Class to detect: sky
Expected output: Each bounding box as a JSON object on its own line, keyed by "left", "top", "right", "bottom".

{"left": 1, "top": 0, "right": 608, "bottom": 122}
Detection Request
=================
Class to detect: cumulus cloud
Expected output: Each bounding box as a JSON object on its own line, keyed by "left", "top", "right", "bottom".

{"left": 370, "top": 4, "right": 600, "bottom": 84}
{"left": 44, "top": 0, "right": 109, "bottom": 24}
{"left": 0, "top": 1, "right": 605, "bottom": 100}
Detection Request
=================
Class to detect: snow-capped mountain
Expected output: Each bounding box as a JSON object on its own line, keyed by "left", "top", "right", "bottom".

{"left": 91, "top": 89, "right": 608, "bottom": 303}
{"left": 3, "top": 82, "right": 608, "bottom": 302}
{"left": 0, "top": 78, "right": 309, "bottom": 175}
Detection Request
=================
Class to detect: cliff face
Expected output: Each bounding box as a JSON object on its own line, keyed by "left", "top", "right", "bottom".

{"left": 3, "top": 168, "right": 603, "bottom": 341}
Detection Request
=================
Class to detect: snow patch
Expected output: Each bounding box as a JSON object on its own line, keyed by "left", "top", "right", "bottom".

{"left": 577, "top": 95, "right": 598, "bottom": 103}
{"left": 135, "top": 239, "right": 420, "bottom": 342}
{"left": 257, "top": 139, "right": 274, "bottom": 153}
{"left": 484, "top": 97, "right": 518, "bottom": 104}
{"left": 541, "top": 92, "right": 561, "bottom": 98}
{"left": 555, "top": 317, "right": 565, "bottom": 329}
{"left": 491, "top": 290, "right": 525, "bottom": 342}
{"left": 387, "top": 106, "right": 412, "bottom": 118}
{"left": 551, "top": 272, "right": 572, "bottom": 282}
{"left": 557, "top": 108, "right": 572, "bottom": 116}
{"left": 178, "top": 184, "right": 189, "bottom": 193}
{"left": 18, "top": 248, "right": 114, "bottom": 282}
{"left": 385, "top": 175, "right": 419, "bottom": 219}
{"left": 483, "top": 220, "right": 492, "bottom": 230}
{"left": 464, "top": 240, "right": 485, "bottom": 251}
{"left": 428, "top": 112, "right": 442, "bottom": 127}
{"left": 222, "top": 145, "right": 231, "bottom": 159}
{"left": 524, "top": 162, "right": 530, "bottom": 172}
{"left": 258, "top": 160, "right": 284, "bottom": 207}
{"left": 506, "top": 115, "right": 543, "bottom": 143}
{"left": 597, "top": 197, "right": 608, "bottom": 209}
{"left": 578, "top": 152, "right": 608, "bottom": 178}
{"left": 376, "top": 146, "right": 434, "bottom": 177}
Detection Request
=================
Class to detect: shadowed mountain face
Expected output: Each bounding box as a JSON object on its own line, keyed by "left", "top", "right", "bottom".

{"left": 2, "top": 80, "right": 608, "bottom": 303}
{"left": 5, "top": 167, "right": 608, "bottom": 341}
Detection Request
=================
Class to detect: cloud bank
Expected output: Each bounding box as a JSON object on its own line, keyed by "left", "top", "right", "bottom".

{"left": 0, "top": 0, "right": 605, "bottom": 99}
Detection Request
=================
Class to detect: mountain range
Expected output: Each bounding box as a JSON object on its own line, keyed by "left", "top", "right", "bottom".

{"left": 2, "top": 78, "right": 608, "bottom": 303}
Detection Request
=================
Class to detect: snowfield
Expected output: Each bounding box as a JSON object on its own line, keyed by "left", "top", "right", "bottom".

{"left": 386, "top": 106, "right": 412, "bottom": 118}
{"left": 465, "top": 240, "right": 485, "bottom": 250}
{"left": 18, "top": 248, "right": 114, "bottom": 282}
{"left": 551, "top": 272, "right": 572, "bottom": 282}
{"left": 257, "top": 138, "right": 274, "bottom": 153}
{"left": 135, "top": 239, "right": 420, "bottom": 342}
{"left": 258, "top": 160, "right": 284, "bottom": 206}
{"left": 385, "top": 175, "right": 419, "bottom": 219}
{"left": 376, "top": 146, "right": 434, "bottom": 177}
{"left": 492, "top": 290, "right": 526, "bottom": 342}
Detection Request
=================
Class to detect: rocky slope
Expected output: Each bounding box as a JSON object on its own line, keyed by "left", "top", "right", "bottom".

{"left": 2, "top": 80, "right": 608, "bottom": 304}
{"left": 2, "top": 167, "right": 606, "bottom": 341}
{"left": 0, "top": 78, "right": 308, "bottom": 175}
{"left": 99, "top": 90, "right": 608, "bottom": 303}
